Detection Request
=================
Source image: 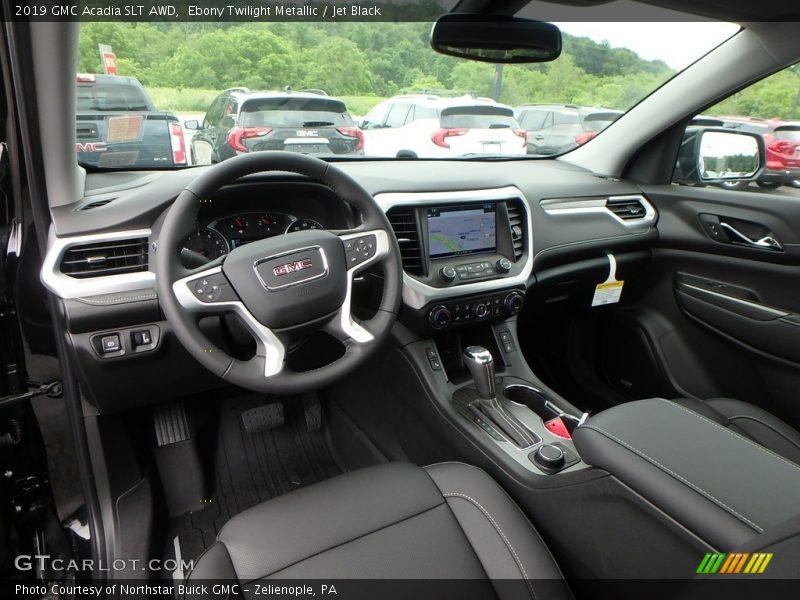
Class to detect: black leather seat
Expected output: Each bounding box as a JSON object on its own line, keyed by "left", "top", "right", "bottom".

{"left": 186, "top": 462, "right": 572, "bottom": 599}
{"left": 675, "top": 397, "right": 800, "bottom": 465}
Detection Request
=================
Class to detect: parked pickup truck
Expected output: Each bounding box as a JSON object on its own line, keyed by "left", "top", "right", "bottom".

{"left": 75, "top": 74, "right": 187, "bottom": 169}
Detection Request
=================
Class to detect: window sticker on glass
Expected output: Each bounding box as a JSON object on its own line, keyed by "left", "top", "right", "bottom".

{"left": 106, "top": 115, "right": 144, "bottom": 143}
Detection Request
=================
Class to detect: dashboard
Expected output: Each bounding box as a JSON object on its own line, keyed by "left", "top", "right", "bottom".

{"left": 39, "top": 159, "right": 658, "bottom": 411}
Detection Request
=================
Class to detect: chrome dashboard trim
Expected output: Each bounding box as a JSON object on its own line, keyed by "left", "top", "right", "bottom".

{"left": 539, "top": 194, "right": 656, "bottom": 228}
{"left": 41, "top": 227, "right": 156, "bottom": 300}
{"left": 374, "top": 186, "right": 534, "bottom": 310}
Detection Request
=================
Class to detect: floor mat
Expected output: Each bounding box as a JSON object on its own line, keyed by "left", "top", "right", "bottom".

{"left": 170, "top": 395, "right": 343, "bottom": 562}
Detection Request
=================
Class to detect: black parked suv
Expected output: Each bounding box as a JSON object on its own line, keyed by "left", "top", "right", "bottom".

{"left": 186, "top": 88, "right": 363, "bottom": 164}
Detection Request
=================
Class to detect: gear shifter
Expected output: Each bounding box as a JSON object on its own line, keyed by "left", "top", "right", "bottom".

{"left": 463, "top": 346, "right": 537, "bottom": 447}
{"left": 463, "top": 346, "right": 495, "bottom": 399}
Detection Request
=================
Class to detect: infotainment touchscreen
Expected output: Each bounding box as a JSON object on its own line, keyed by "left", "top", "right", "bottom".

{"left": 427, "top": 203, "right": 496, "bottom": 258}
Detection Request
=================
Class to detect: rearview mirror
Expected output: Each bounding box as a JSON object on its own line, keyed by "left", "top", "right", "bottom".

{"left": 430, "top": 14, "right": 561, "bottom": 64}
{"left": 674, "top": 127, "right": 764, "bottom": 186}
{"left": 183, "top": 119, "right": 200, "bottom": 130}
{"left": 221, "top": 115, "right": 236, "bottom": 129}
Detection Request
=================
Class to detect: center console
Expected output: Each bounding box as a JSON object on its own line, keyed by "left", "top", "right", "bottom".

{"left": 375, "top": 187, "right": 588, "bottom": 477}
{"left": 573, "top": 399, "right": 800, "bottom": 551}
{"left": 374, "top": 185, "right": 800, "bottom": 583}
{"left": 376, "top": 187, "right": 533, "bottom": 333}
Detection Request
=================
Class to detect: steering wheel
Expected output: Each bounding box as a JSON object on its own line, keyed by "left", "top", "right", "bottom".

{"left": 155, "top": 152, "right": 402, "bottom": 394}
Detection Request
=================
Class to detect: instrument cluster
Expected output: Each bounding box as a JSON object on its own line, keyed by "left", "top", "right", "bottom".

{"left": 182, "top": 212, "right": 325, "bottom": 261}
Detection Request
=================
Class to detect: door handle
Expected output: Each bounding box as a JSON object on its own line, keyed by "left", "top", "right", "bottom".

{"left": 719, "top": 222, "right": 782, "bottom": 251}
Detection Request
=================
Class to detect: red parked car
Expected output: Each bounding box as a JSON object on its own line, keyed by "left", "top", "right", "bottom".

{"left": 712, "top": 116, "right": 800, "bottom": 190}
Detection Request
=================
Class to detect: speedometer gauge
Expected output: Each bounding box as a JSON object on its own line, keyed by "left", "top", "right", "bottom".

{"left": 285, "top": 218, "right": 324, "bottom": 233}
{"left": 182, "top": 227, "right": 229, "bottom": 261}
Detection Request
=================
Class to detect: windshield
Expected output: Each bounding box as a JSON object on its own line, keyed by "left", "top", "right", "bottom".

{"left": 440, "top": 106, "right": 517, "bottom": 129}
{"left": 77, "top": 82, "right": 152, "bottom": 111}
{"left": 775, "top": 128, "right": 800, "bottom": 142}
{"left": 75, "top": 19, "right": 737, "bottom": 169}
{"left": 240, "top": 98, "right": 353, "bottom": 128}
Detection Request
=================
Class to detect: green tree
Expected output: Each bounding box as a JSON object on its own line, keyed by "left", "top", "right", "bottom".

{"left": 299, "top": 38, "right": 372, "bottom": 95}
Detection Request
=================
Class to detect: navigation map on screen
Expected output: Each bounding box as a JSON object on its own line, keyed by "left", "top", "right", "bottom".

{"left": 427, "top": 204, "right": 496, "bottom": 258}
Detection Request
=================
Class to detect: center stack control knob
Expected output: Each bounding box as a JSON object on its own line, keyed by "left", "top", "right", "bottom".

{"left": 439, "top": 265, "right": 456, "bottom": 283}
{"left": 472, "top": 303, "right": 489, "bottom": 318}
{"left": 533, "top": 444, "right": 565, "bottom": 469}
{"left": 496, "top": 258, "right": 512, "bottom": 273}
{"left": 504, "top": 291, "right": 524, "bottom": 316}
{"left": 428, "top": 305, "right": 452, "bottom": 330}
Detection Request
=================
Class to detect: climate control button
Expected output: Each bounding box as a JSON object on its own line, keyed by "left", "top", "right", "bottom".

{"left": 504, "top": 291, "right": 525, "bottom": 315}
{"left": 472, "top": 303, "right": 489, "bottom": 318}
{"left": 428, "top": 305, "right": 452, "bottom": 330}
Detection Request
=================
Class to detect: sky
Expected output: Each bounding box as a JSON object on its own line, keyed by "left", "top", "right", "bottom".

{"left": 555, "top": 22, "right": 741, "bottom": 70}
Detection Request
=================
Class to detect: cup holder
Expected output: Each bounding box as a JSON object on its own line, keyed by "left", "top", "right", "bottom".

{"left": 504, "top": 384, "right": 580, "bottom": 434}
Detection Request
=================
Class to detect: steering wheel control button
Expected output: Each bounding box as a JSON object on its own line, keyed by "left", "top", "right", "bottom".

{"left": 345, "top": 234, "right": 377, "bottom": 268}
{"left": 188, "top": 272, "right": 236, "bottom": 303}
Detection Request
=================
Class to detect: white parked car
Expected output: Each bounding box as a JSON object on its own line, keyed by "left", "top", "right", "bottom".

{"left": 360, "top": 95, "right": 528, "bottom": 158}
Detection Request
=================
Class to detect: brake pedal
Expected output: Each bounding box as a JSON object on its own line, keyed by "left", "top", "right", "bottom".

{"left": 303, "top": 395, "right": 322, "bottom": 432}
{"left": 241, "top": 402, "right": 285, "bottom": 432}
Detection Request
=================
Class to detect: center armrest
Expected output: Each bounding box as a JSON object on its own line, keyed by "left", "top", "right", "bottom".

{"left": 573, "top": 398, "right": 800, "bottom": 549}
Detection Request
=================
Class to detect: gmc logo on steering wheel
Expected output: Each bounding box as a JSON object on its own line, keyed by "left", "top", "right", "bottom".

{"left": 273, "top": 258, "right": 313, "bottom": 277}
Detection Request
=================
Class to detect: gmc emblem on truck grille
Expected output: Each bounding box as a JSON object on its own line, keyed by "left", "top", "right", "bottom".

{"left": 273, "top": 258, "right": 313, "bottom": 277}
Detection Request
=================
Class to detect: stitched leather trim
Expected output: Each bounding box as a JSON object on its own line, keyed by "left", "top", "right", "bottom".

{"left": 579, "top": 424, "right": 763, "bottom": 533}
{"left": 241, "top": 501, "right": 445, "bottom": 583}
{"left": 664, "top": 400, "right": 800, "bottom": 474}
{"left": 443, "top": 492, "right": 537, "bottom": 600}
{"left": 726, "top": 415, "right": 800, "bottom": 456}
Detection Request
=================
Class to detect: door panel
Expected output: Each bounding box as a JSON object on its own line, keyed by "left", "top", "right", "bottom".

{"left": 612, "top": 184, "right": 800, "bottom": 428}
{"left": 675, "top": 273, "right": 800, "bottom": 365}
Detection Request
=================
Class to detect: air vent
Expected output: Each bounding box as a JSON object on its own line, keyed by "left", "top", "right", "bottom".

{"left": 386, "top": 207, "right": 423, "bottom": 275}
{"left": 606, "top": 197, "right": 647, "bottom": 221}
{"left": 60, "top": 238, "right": 148, "bottom": 278}
{"left": 506, "top": 200, "right": 525, "bottom": 261}
{"left": 78, "top": 198, "right": 115, "bottom": 211}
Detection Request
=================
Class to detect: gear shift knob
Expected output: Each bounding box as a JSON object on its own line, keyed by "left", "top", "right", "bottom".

{"left": 463, "top": 346, "right": 495, "bottom": 399}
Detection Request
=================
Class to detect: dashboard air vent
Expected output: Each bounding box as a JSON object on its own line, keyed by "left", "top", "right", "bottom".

{"left": 386, "top": 207, "right": 423, "bottom": 275}
{"left": 606, "top": 197, "right": 647, "bottom": 221}
{"left": 79, "top": 198, "right": 115, "bottom": 211}
{"left": 506, "top": 200, "right": 525, "bottom": 261}
{"left": 60, "top": 238, "right": 149, "bottom": 278}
